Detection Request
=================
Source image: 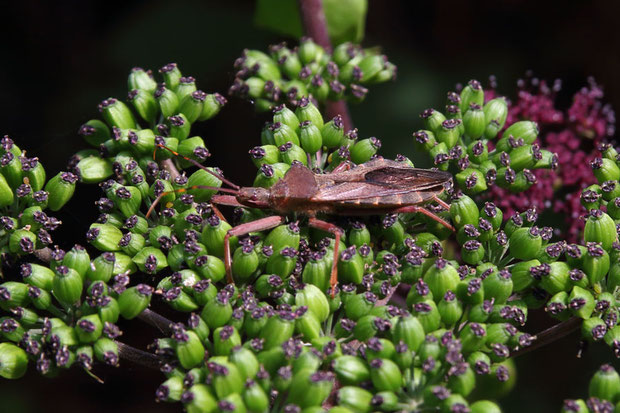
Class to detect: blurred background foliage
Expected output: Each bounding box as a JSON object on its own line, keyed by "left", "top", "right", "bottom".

{"left": 0, "top": 0, "right": 618, "bottom": 411}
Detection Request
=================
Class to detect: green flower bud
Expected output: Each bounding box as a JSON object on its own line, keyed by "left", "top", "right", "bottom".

{"left": 450, "top": 193, "right": 479, "bottom": 228}
{"left": 459, "top": 321, "right": 488, "bottom": 353}
{"left": 354, "top": 315, "right": 391, "bottom": 341}
{"left": 213, "top": 325, "right": 241, "bottom": 357}
{"left": 295, "top": 283, "right": 330, "bottom": 323}
{"left": 338, "top": 246, "right": 365, "bottom": 285}
{"left": 231, "top": 244, "right": 259, "bottom": 284}
{"left": 509, "top": 226, "right": 543, "bottom": 260}
{"left": 44, "top": 171, "right": 77, "bottom": 211}
{"left": 181, "top": 383, "right": 217, "bottom": 413}
{"left": 288, "top": 368, "right": 334, "bottom": 408}
{"left": 424, "top": 258, "right": 459, "bottom": 299}
{"left": 333, "top": 355, "right": 370, "bottom": 385}
{"left": 210, "top": 359, "right": 244, "bottom": 399}
{"left": 420, "top": 108, "right": 446, "bottom": 135}
{"left": 272, "top": 105, "right": 300, "bottom": 134}
{"left": 584, "top": 210, "right": 617, "bottom": 250}
{"left": 592, "top": 157, "right": 620, "bottom": 183}
{"left": 589, "top": 364, "right": 620, "bottom": 403}
{"left": 302, "top": 254, "right": 330, "bottom": 293}
{"left": 456, "top": 276, "right": 484, "bottom": 305}
{"left": 0, "top": 174, "right": 14, "bottom": 207}
{"left": 438, "top": 291, "right": 463, "bottom": 326}
{"left": 132, "top": 246, "right": 168, "bottom": 274}
{"left": 79, "top": 119, "right": 111, "bottom": 147}
{"left": 447, "top": 363, "right": 476, "bottom": 397}
{"left": 163, "top": 287, "right": 199, "bottom": 312}
{"left": 155, "top": 375, "right": 184, "bottom": 403}
{"left": 460, "top": 80, "right": 484, "bottom": 113}
{"left": 178, "top": 136, "right": 209, "bottom": 168}
{"left": 456, "top": 168, "right": 487, "bottom": 195}
{"left": 369, "top": 358, "right": 402, "bottom": 392}
{"left": 174, "top": 328, "right": 205, "bottom": 369}
{"left": 350, "top": 137, "right": 381, "bottom": 164}
{"left": 249, "top": 144, "right": 280, "bottom": 167}
{"left": 337, "top": 386, "right": 372, "bottom": 413}
{"left": 538, "top": 261, "right": 571, "bottom": 295}
{"left": 412, "top": 300, "right": 441, "bottom": 333}
{"left": 569, "top": 286, "right": 595, "bottom": 319}
{"left": 86, "top": 223, "right": 123, "bottom": 252}
{"left": 186, "top": 167, "right": 222, "bottom": 203}
{"left": 344, "top": 292, "right": 377, "bottom": 321}
{"left": 242, "top": 379, "right": 269, "bottom": 412}
{"left": 266, "top": 247, "right": 297, "bottom": 279}
{"left": 0, "top": 342, "right": 28, "bottom": 379}
{"left": 201, "top": 291, "right": 233, "bottom": 330}
{"left": 75, "top": 314, "right": 103, "bottom": 344}
{"left": 154, "top": 87, "right": 180, "bottom": 122}
{"left": 271, "top": 122, "right": 300, "bottom": 147}
{"left": 86, "top": 252, "right": 116, "bottom": 283}
{"left": 435, "top": 119, "right": 461, "bottom": 148}
{"left": 463, "top": 103, "right": 486, "bottom": 139}
{"left": 482, "top": 268, "right": 513, "bottom": 304}
{"left": 279, "top": 141, "right": 308, "bottom": 166}
{"left": 293, "top": 121, "right": 322, "bottom": 157}
{"left": 483, "top": 97, "right": 508, "bottom": 139}
{"left": 127, "top": 88, "right": 157, "bottom": 124}
{"left": 295, "top": 306, "right": 322, "bottom": 341}
{"left": 52, "top": 265, "right": 83, "bottom": 307}
{"left": 0, "top": 151, "right": 23, "bottom": 189}
{"left": 461, "top": 240, "right": 485, "bottom": 265}
{"left": 118, "top": 284, "right": 153, "bottom": 319}
{"left": 98, "top": 98, "right": 136, "bottom": 129}
{"left": 497, "top": 121, "right": 539, "bottom": 152}
{"left": 582, "top": 242, "right": 610, "bottom": 285}
{"left": 260, "top": 310, "right": 296, "bottom": 349}
{"left": 199, "top": 93, "right": 226, "bottom": 121}
{"left": 295, "top": 97, "right": 323, "bottom": 129}
{"left": 93, "top": 337, "right": 119, "bottom": 366}
{"left": 581, "top": 317, "right": 608, "bottom": 342}
{"left": 20, "top": 262, "right": 54, "bottom": 291}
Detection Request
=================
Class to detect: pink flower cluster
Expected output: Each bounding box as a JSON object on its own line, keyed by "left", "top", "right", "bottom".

{"left": 486, "top": 76, "right": 616, "bottom": 241}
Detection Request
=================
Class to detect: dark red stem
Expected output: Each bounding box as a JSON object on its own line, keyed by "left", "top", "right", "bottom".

{"left": 116, "top": 341, "right": 161, "bottom": 370}
{"left": 298, "top": 0, "right": 353, "bottom": 131}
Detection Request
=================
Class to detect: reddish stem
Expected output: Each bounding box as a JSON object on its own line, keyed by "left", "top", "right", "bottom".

{"left": 297, "top": 0, "right": 353, "bottom": 131}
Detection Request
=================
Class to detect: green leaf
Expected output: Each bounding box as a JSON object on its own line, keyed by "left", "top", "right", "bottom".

{"left": 254, "top": 0, "right": 367, "bottom": 46}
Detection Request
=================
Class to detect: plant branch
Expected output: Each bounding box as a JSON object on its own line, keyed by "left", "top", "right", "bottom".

{"left": 33, "top": 247, "right": 52, "bottom": 263}
{"left": 137, "top": 308, "right": 175, "bottom": 335}
{"left": 510, "top": 317, "right": 582, "bottom": 358}
{"left": 298, "top": 0, "right": 353, "bottom": 131}
{"left": 116, "top": 341, "right": 162, "bottom": 370}
{"left": 160, "top": 159, "right": 180, "bottom": 180}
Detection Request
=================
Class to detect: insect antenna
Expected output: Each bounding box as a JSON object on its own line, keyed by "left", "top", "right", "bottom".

{"left": 145, "top": 185, "right": 239, "bottom": 219}
{"left": 154, "top": 143, "right": 240, "bottom": 190}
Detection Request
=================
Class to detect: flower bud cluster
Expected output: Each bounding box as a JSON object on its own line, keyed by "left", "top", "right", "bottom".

{"left": 414, "top": 80, "right": 558, "bottom": 197}
{"left": 562, "top": 363, "right": 620, "bottom": 412}
{"left": 74, "top": 64, "right": 226, "bottom": 185}
{"left": 229, "top": 38, "right": 396, "bottom": 111}
{"left": 0, "top": 135, "right": 65, "bottom": 271}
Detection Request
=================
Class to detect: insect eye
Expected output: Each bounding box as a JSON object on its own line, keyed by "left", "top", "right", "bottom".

{"left": 250, "top": 194, "right": 257, "bottom": 201}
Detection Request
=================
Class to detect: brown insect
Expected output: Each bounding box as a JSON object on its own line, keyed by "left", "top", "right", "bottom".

{"left": 148, "top": 145, "right": 454, "bottom": 295}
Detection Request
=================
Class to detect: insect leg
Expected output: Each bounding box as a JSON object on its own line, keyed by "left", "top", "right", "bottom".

{"left": 392, "top": 205, "right": 455, "bottom": 231}
{"left": 224, "top": 215, "right": 285, "bottom": 284}
{"left": 329, "top": 160, "right": 355, "bottom": 173}
{"left": 432, "top": 194, "right": 451, "bottom": 211}
{"left": 146, "top": 186, "right": 238, "bottom": 219}
{"left": 308, "top": 217, "right": 345, "bottom": 297}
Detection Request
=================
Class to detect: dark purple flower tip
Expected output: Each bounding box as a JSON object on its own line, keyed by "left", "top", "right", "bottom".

{"left": 586, "top": 242, "right": 604, "bottom": 257}
{"left": 463, "top": 240, "right": 481, "bottom": 251}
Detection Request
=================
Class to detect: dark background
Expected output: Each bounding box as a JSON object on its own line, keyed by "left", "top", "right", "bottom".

{"left": 0, "top": 0, "right": 618, "bottom": 411}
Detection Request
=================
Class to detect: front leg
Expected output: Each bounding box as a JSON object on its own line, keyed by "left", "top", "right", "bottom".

{"left": 224, "top": 215, "right": 285, "bottom": 284}
{"left": 308, "top": 217, "right": 345, "bottom": 297}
